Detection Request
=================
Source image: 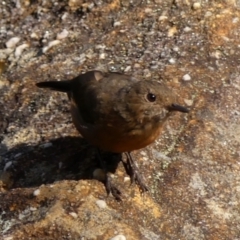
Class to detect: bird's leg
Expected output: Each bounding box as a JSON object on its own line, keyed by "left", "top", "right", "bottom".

{"left": 96, "top": 150, "right": 121, "bottom": 201}
{"left": 124, "top": 152, "right": 148, "bottom": 192}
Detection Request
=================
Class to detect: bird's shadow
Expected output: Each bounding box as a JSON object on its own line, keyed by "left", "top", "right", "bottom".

{"left": 0, "top": 136, "right": 122, "bottom": 189}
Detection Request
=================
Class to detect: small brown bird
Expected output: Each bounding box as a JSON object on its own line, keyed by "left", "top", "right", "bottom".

{"left": 36, "top": 71, "right": 189, "bottom": 198}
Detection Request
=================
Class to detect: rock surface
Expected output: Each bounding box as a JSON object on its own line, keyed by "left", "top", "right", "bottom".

{"left": 0, "top": 0, "right": 240, "bottom": 239}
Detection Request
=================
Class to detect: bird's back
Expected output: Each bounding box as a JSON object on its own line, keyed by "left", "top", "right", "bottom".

{"left": 70, "top": 72, "right": 138, "bottom": 125}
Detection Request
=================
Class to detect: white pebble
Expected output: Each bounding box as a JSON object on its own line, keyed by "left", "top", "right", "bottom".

{"left": 4, "top": 161, "right": 12, "bottom": 171}
{"left": 110, "top": 235, "right": 126, "bottom": 240}
{"left": 145, "top": 8, "right": 152, "bottom": 13}
{"left": 57, "top": 29, "right": 69, "bottom": 40}
{"left": 18, "top": 213, "right": 25, "bottom": 220}
{"left": 124, "top": 176, "right": 130, "bottom": 182}
{"left": 140, "top": 151, "right": 147, "bottom": 156}
{"left": 69, "top": 212, "right": 78, "bottom": 218}
{"left": 6, "top": 37, "right": 21, "bottom": 48}
{"left": 61, "top": 12, "right": 69, "bottom": 21}
{"left": 232, "top": 17, "right": 239, "bottom": 24}
{"left": 133, "top": 63, "right": 141, "bottom": 69}
{"left": 205, "top": 11, "right": 212, "bottom": 17}
{"left": 43, "top": 31, "right": 50, "bottom": 39}
{"left": 182, "top": 74, "right": 191, "bottom": 81}
{"left": 15, "top": 43, "right": 29, "bottom": 57}
{"left": 96, "top": 200, "right": 107, "bottom": 209}
{"left": 184, "top": 99, "right": 193, "bottom": 106}
{"left": 172, "top": 46, "right": 179, "bottom": 52}
{"left": 113, "top": 21, "right": 121, "bottom": 27}
{"left": 30, "top": 32, "right": 39, "bottom": 39}
{"left": 40, "top": 142, "right": 53, "bottom": 148}
{"left": 124, "top": 66, "right": 131, "bottom": 72}
{"left": 211, "top": 50, "right": 222, "bottom": 59}
{"left": 159, "top": 15, "right": 168, "bottom": 21}
{"left": 33, "top": 189, "right": 40, "bottom": 196}
{"left": 3, "top": 236, "right": 13, "bottom": 240}
{"left": 99, "top": 52, "right": 106, "bottom": 59}
{"left": 192, "top": 2, "right": 201, "bottom": 10}
{"left": 95, "top": 44, "right": 106, "bottom": 50}
{"left": 183, "top": 26, "right": 192, "bottom": 32}
{"left": 42, "top": 40, "right": 61, "bottom": 53}
{"left": 168, "top": 58, "right": 176, "bottom": 64}
{"left": 79, "top": 53, "right": 86, "bottom": 63}
{"left": 142, "top": 157, "right": 148, "bottom": 161}
{"left": 4, "top": 237, "right": 13, "bottom": 240}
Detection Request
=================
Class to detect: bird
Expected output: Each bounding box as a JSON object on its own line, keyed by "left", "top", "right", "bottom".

{"left": 36, "top": 70, "right": 189, "bottom": 199}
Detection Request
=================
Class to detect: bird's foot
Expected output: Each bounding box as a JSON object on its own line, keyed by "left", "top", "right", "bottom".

{"left": 96, "top": 150, "right": 122, "bottom": 201}
{"left": 104, "top": 174, "right": 122, "bottom": 201}
{"left": 124, "top": 152, "right": 148, "bottom": 193}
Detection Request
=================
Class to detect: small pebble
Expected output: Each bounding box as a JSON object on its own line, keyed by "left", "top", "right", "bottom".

{"left": 159, "top": 15, "right": 168, "bottom": 21}
{"left": 140, "top": 151, "right": 147, "bottom": 156}
{"left": 69, "top": 212, "right": 78, "bottom": 218}
{"left": 95, "top": 44, "right": 106, "bottom": 50}
{"left": 192, "top": 2, "right": 201, "bottom": 10}
{"left": 57, "top": 29, "right": 69, "bottom": 40}
{"left": 14, "top": 153, "right": 22, "bottom": 159}
{"left": 4, "top": 161, "right": 12, "bottom": 171}
{"left": 33, "top": 189, "right": 40, "bottom": 196}
{"left": 182, "top": 74, "right": 191, "bottom": 81}
{"left": 172, "top": 46, "right": 179, "bottom": 52}
{"left": 211, "top": 50, "right": 222, "bottom": 59}
{"left": 124, "top": 66, "right": 131, "bottom": 72}
{"left": 30, "top": 32, "right": 39, "bottom": 39}
{"left": 232, "top": 17, "right": 239, "bottom": 24}
{"left": 6, "top": 37, "right": 21, "bottom": 48}
{"left": 168, "top": 26, "right": 177, "bottom": 37}
{"left": 145, "top": 8, "right": 152, "bottom": 14}
{"left": 30, "top": 207, "right": 37, "bottom": 211}
{"left": 183, "top": 26, "right": 192, "bottom": 32}
{"left": 113, "top": 21, "right": 121, "bottom": 27}
{"left": 99, "top": 53, "right": 106, "bottom": 59}
{"left": 96, "top": 199, "right": 107, "bottom": 209}
{"left": 168, "top": 58, "right": 176, "bottom": 64}
{"left": 15, "top": 43, "right": 29, "bottom": 57}
{"left": 123, "top": 176, "right": 130, "bottom": 182}
{"left": 42, "top": 40, "right": 61, "bottom": 53}
{"left": 110, "top": 235, "right": 126, "bottom": 240}
{"left": 61, "top": 12, "right": 69, "bottom": 20}
{"left": 43, "top": 31, "right": 50, "bottom": 39}
{"left": 184, "top": 99, "right": 193, "bottom": 106}
{"left": 3, "top": 237, "right": 13, "bottom": 240}
{"left": 40, "top": 142, "right": 53, "bottom": 148}
{"left": 205, "top": 11, "right": 212, "bottom": 17}
{"left": 142, "top": 157, "right": 148, "bottom": 161}
{"left": 133, "top": 63, "right": 141, "bottom": 69}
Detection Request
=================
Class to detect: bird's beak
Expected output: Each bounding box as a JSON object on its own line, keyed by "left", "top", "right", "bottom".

{"left": 168, "top": 104, "right": 189, "bottom": 113}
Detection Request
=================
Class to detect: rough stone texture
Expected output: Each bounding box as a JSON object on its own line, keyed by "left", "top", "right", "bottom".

{"left": 0, "top": 0, "right": 240, "bottom": 239}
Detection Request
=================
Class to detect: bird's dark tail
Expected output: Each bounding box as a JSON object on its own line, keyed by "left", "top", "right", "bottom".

{"left": 36, "top": 80, "right": 71, "bottom": 92}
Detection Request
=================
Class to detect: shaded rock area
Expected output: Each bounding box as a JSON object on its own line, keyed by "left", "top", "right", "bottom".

{"left": 0, "top": 0, "right": 240, "bottom": 239}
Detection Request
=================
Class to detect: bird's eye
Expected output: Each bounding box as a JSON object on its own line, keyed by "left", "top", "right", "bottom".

{"left": 146, "top": 93, "right": 156, "bottom": 102}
